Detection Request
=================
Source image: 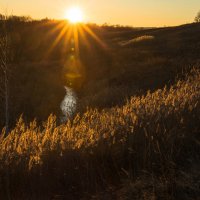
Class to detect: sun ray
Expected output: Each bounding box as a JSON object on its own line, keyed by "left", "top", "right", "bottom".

{"left": 78, "top": 25, "right": 91, "bottom": 49}
{"left": 46, "top": 21, "right": 67, "bottom": 37}
{"left": 45, "top": 24, "right": 69, "bottom": 58}
{"left": 81, "top": 24, "right": 108, "bottom": 49}
{"left": 63, "top": 25, "right": 73, "bottom": 50}
{"left": 73, "top": 25, "right": 80, "bottom": 56}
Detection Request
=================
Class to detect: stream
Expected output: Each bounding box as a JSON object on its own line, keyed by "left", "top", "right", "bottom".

{"left": 60, "top": 86, "right": 77, "bottom": 123}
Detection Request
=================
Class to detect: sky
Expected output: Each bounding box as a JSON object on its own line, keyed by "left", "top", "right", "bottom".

{"left": 0, "top": 0, "right": 200, "bottom": 27}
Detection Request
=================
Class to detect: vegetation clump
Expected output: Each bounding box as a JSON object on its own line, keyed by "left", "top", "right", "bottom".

{"left": 0, "top": 67, "right": 199, "bottom": 199}
{"left": 119, "top": 35, "right": 155, "bottom": 46}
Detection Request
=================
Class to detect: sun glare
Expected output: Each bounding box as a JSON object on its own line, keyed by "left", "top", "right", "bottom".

{"left": 66, "top": 7, "right": 84, "bottom": 24}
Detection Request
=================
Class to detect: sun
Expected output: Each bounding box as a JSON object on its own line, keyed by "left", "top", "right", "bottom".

{"left": 66, "top": 7, "right": 84, "bottom": 24}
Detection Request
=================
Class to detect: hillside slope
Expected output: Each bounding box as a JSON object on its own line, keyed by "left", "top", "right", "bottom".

{"left": 79, "top": 22, "right": 200, "bottom": 110}
{"left": 1, "top": 21, "right": 200, "bottom": 127}
{"left": 0, "top": 67, "right": 199, "bottom": 199}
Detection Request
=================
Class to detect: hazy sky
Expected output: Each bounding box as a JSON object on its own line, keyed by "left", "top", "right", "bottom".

{"left": 1, "top": 0, "right": 200, "bottom": 26}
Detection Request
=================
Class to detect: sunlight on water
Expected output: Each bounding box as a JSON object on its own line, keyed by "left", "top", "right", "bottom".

{"left": 60, "top": 86, "right": 77, "bottom": 122}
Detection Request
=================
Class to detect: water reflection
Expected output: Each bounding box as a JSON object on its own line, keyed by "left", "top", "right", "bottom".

{"left": 60, "top": 86, "right": 76, "bottom": 122}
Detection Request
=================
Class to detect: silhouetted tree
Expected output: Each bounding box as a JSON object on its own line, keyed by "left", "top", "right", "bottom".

{"left": 8, "top": 15, "right": 32, "bottom": 22}
{"left": 0, "top": 16, "right": 11, "bottom": 135}
{"left": 0, "top": 15, "right": 12, "bottom": 200}
{"left": 0, "top": 14, "right": 5, "bottom": 20}
{"left": 194, "top": 10, "right": 200, "bottom": 22}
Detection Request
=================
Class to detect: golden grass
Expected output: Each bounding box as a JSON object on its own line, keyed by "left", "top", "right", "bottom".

{"left": 119, "top": 35, "right": 155, "bottom": 46}
{"left": 0, "top": 67, "right": 200, "bottom": 198}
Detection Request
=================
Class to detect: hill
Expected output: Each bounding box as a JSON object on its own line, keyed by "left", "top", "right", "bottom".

{"left": 0, "top": 19, "right": 200, "bottom": 199}
{"left": 0, "top": 20, "right": 200, "bottom": 127}
{"left": 0, "top": 67, "right": 200, "bottom": 199}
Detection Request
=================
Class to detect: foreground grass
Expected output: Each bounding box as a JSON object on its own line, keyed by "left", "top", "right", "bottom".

{"left": 0, "top": 68, "right": 200, "bottom": 199}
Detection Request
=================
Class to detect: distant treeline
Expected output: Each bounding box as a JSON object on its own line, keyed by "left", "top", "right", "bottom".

{"left": 0, "top": 13, "right": 137, "bottom": 30}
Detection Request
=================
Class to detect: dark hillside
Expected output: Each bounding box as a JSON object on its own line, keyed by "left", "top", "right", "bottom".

{"left": 78, "top": 23, "right": 200, "bottom": 110}
{"left": 0, "top": 67, "right": 199, "bottom": 199}
{"left": 0, "top": 19, "right": 200, "bottom": 127}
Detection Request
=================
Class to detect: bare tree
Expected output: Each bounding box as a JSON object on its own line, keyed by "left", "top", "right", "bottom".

{"left": 194, "top": 10, "right": 200, "bottom": 23}
{"left": 0, "top": 15, "right": 11, "bottom": 135}
{"left": 0, "top": 14, "right": 12, "bottom": 200}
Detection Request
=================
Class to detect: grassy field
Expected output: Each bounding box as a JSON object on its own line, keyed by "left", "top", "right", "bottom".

{"left": 0, "top": 67, "right": 200, "bottom": 199}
